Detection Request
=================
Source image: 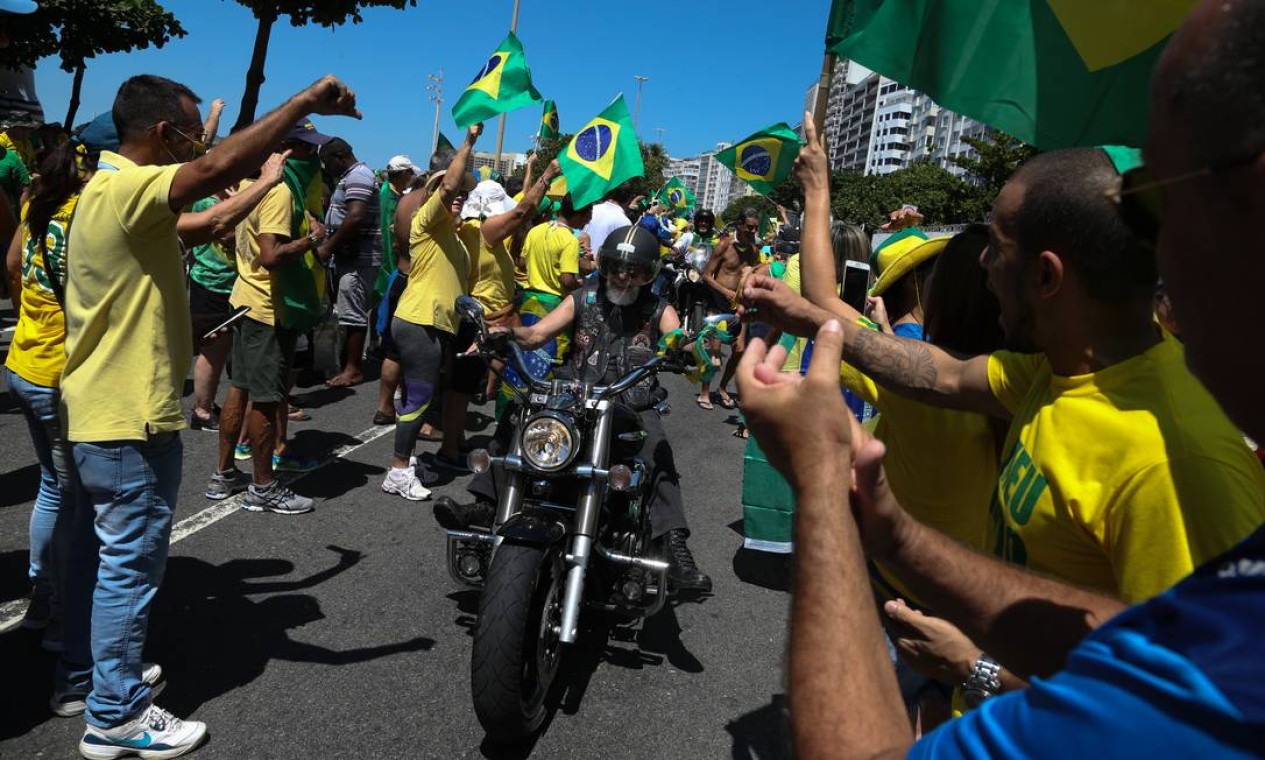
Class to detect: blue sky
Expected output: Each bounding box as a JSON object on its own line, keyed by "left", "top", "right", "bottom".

{"left": 31, "top": 0, "right": 833, "bottom": 169}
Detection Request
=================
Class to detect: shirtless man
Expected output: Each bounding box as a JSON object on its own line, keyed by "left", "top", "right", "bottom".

{"left": 700, "top": 207, "right": 766, "bottom": 409}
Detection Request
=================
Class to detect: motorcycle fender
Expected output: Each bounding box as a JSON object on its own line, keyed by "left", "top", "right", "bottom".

{"left": 496, "top": 509, "right": 567, "bottom": 546}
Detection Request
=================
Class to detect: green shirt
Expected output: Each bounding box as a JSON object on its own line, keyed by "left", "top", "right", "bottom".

{"left": 187, "top": 197, "right": 238, "bottom": 294}
{"left": 0, "top": 147, "right": 31, "bottom": 210}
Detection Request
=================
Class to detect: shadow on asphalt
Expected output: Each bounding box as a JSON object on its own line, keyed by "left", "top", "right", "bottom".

{"left": 148, "top": 547, "right": 434, "bottom": 717}
{"left": 289, "top": 386, "right": 354, "bottom": 410}
{"left": 0, "top": 546, "right": 435, "bottom": 741}
{"left": 0, "top": 462, "right": 39, "bottom": 508}
{"left": 725, "top": 693, "right": 791, "bottom": 760}
{"left": 0, "top": 548, "right": 28, "bottom": 604}
{"left": 732, "top": 548, "right": 792, "bottom": 593}
{"left": 297, "top": 458, "right": 386, "bottom": 501}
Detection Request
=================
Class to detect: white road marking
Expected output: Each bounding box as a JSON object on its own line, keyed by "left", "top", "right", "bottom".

{"left": 0, "top": 423, "right": 396, "bottom": 633}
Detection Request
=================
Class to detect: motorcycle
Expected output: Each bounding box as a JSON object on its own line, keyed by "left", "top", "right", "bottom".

{"left": 447, "top": 295, "right": 694, "bottom": 742}
{"left": 669, "top": 240, "right": 715, "bottom": 336}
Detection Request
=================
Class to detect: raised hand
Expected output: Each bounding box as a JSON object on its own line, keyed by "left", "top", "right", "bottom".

{"left": 736, "top": 319, "right": 853, "bottom": 486}
{"left": 794, "top": 110, "right": 830, "bottom": 191}
{"left": 467, "top": 123, "right": 484, "bottom": 143}
{"left": 738, "top": 274, "right": 830, "bottom": 338}
{"left": 305, "top": 75, "right": 361, "bottom": 119}
{"left": 260, "top": 149, "right": 291, "bottom": 186}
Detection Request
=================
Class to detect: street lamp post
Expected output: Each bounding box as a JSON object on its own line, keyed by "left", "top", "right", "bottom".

{"left": 633, "top": 75, "right": 649, "bottom": 132}
{"left": 427, "top": 69, "right": 444, "bottom": 156}
{"left": 494, "top": 0, "right": 523, "bottom": 166}
{"left": 655, "top": 126, "right": 665, "bottom": 145}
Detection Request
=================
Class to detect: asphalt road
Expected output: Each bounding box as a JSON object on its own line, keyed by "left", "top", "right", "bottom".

{"left": 0, "top": 344, "right": 794, "bottom": 759}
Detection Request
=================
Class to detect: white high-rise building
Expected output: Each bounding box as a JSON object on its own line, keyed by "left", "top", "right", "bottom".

{"left": 821, "top": 60, "right": 993, "bottom": 179}
{"left": 666, "top": 155, "right": 701, "bottom": 196}
{"left": 695, "top": 142, "right": 735, "bottom": 213}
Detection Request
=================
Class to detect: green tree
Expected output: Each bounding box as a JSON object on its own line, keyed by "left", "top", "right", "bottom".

{"left": 949, "top": 129, "right": 1038, "bottom": 195}
{"left": 227, "top": 0, "right": 416, "bottom": 132}
{"left": 2, "top": 0, "right": 186, "bottom": 127}
{"left": 721, "top": 194, "right": 778, "bottom": 226}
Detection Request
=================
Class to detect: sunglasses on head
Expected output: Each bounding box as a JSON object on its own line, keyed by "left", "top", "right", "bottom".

{"left": 1107, "top": 149, "right": 1261, "bottom": 246}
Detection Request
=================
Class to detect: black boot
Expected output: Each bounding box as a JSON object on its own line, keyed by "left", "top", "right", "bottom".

{"left": 664, "top": 528, "right": 712, "bottom": 593}
{"left": 433, "top": 496, "right": 495, "bottom": 531}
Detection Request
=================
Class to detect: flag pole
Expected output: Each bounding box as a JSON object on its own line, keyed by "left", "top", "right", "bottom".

{"left": 494, "top": 0, "right": 522, "bottom": 168}
{"left": 813, "top": 53, "right": 835, "bottom": 136}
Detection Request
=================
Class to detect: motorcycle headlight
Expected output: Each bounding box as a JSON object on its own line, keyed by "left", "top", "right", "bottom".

{"left": 520, "top": 412, "right": 579, "bottom": 472}
{"left": 687, "top": 268, "right": 701, "bottom": 283}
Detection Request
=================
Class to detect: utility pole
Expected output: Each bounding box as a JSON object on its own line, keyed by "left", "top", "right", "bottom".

{"left": 493, "top": 0, "right": 522, "bottom": 167}
{"left": 427, "top": 69, "right": 444, "bottom": 156}
{"left": 655, "top": 127, "right": 665, "bottom": 145}
{"left": 633, "top": 75, "right": 649, "bottom": 132}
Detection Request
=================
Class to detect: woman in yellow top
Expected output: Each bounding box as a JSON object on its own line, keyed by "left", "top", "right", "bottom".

{"left": 3, "top": 136, "right": 94, "bottom": 636}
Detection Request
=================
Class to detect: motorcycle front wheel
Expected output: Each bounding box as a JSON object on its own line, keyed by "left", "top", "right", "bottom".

{"left": 471, "top": 542, "right": 565, "bottom": 742}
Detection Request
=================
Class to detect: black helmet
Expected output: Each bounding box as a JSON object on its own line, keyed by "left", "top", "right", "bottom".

{"left": 693, "top": 209, "right": 715, "bottom": 225}
{"left": 599, "top": 225, "right": 661, "bottom": 286}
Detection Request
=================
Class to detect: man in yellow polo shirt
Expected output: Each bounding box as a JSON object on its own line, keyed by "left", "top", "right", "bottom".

{"left": 55, "top": 73, "right": 359, "bottom": 759}
{"left": 381, "top": 123, "right": 480, "bottom": 501}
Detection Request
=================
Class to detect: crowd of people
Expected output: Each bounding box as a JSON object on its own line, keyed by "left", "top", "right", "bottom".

{"left": 3, "top": 0, "right": 1265, "bottom": 757}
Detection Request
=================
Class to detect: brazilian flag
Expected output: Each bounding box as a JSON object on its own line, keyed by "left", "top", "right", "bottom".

{"left": 826, "top": 0, "right": 1197, "bottom": 149}
{"left": 557, "top": 95, "right": 644, "bottom": 209}
{"left": 451, "top": 31, "right": 544, "bottom": 128}
{"left": 715, "top": 123, "right": 801, "bottom": 196}
{"left": 539, "top": 99, "right": 560, "bottom": 140}
{"left": 657, "top": 176, "right": 695, "bottom": 217}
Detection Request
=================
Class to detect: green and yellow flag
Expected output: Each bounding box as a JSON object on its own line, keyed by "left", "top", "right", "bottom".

{"left": 657, "top": 176, "right": 695, "bottom": 217}
{"left": 539, "top": 99, "right": 560, "bottom": 140}
{"left": 451, "top": 31, "right": 544, "bottom": 128}
{"left": 557, "top": 95, "right": 644, "bottom": 209}
{"left": 715, "top": 123, "right": 801, "bottom": 196}
{"left": 825, "top": 0, "right": 1197, "bottom": 149}
{"left": 435, "top": 131, "right": 455, "bottom": 154}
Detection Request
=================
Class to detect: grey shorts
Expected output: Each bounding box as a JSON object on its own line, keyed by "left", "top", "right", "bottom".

{"left": 334, "top": 264, "right": 378, "bottom": 328}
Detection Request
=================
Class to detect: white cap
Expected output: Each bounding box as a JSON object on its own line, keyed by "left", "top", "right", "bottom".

{"left": 387, "top": 154, "right": 419, "bottom": 173}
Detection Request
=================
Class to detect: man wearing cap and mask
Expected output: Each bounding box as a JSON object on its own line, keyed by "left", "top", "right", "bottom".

{"left": 380, "top": 124, "right": 481, "bottom": 501}
{"left": 319, "top": 136, "right": 381, "bottom": 388}
{"left": 206, "top": 117, "right": 336, "bottom": 514}
{"left": 434, "top": 223, "right": 712, "bottom": 592}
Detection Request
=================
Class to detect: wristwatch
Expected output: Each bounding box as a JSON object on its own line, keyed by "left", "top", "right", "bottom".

{"left": 961, "top": 653, "right": 1002, "bottom": 708}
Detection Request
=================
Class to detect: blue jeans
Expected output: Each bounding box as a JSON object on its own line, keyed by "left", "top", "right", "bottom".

{"left": 57, "top": 433, "right": 182, "bottom": 728}
{"left": 5, "top": 368, "right": 75, "bottom": 611}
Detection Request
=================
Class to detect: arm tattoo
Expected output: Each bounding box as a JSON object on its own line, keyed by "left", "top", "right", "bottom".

{"left": 851, "top": 328, "right": 939, "bottom": 391}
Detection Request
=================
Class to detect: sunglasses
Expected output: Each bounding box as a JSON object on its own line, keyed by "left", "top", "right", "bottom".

{"left": 1108, "top": 149, "right": 1261, "bottom": 245}
{"left": 150, "top": 122, "right": 207, "bottom": 157}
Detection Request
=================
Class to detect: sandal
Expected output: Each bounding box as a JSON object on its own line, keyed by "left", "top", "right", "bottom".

{"left": 696, "top": 398, "right": 714, "bottom": 411}
{"left": 288, "top": 409, "right": 311, "bottom": 422}
{"left": 732, "top": 425, "right": 750, "bottom": 439}
{"left": 717, "top": 395, "right": 737, "bottom": 410}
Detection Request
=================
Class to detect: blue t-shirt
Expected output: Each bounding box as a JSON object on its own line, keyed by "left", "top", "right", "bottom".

{"left": 892, "top": 321, "right": 925, "bottom": 341}
{"left": 911, "top": 525, "right": 1265, "bottom": 758}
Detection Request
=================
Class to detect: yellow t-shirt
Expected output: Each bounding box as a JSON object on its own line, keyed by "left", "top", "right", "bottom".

{"left": 987, "top": 337, "right": 1265, "bottom": 603}
{"left": 842, "top": 362, "right": 1000, "bottom": 605}
{"left": 229, "top": 181, "right": 294, "bottom": 327}
{"left": 523, "top": 220, "right": 579, "bottom": 297}
{"left": 396, "top": 189, "right": 470, "bottom": 334}
{"left": 6, "top": 196, "right": 77, "bottom": 387}
{"left": 60, "top": 151, "right": 186, "bottom": 442}
{"left": 459, "top": 219, "right": 516, "bottom": 313}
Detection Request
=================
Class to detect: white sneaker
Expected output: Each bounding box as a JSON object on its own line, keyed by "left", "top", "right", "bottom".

{"left": 52, "top": 662, "right": 165, "bottom": 718}
{"left": 79, "top": 703, "right": 206, "bottom": 759}
{"left": 381, "top": 467, "right": 431, "bottom": 501}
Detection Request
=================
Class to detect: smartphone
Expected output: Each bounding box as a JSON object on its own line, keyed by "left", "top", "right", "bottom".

{"left": 202, "top": 305, "right": 251, "bottom": 340}
{"left": 841, "top": 261, "right": 871, "bottom": 312}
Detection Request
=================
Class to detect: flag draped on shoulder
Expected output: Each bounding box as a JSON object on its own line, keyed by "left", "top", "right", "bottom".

{"left": 557, "top": 95, "right": 644, "bottom": 209}
{"left": 825, "top": 0, "right": 1197, "bottom": 149}
{"left": 452, "top": 31, "right": 544, "bottom": 128}
{"left": 539, "top": 99, "right": 560, "bottom": 140}
{"left": 715, "top": 123, "right": 801, "bottom": 196}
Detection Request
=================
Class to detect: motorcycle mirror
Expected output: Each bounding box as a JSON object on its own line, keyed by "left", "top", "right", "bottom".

{"left": 455, "top": 295, "right": 485, "bottom": 322}
{"left": 704, "top": 313, "right": 739, "bottom": 327}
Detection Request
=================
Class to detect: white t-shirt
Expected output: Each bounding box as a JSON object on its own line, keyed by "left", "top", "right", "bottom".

{"left": 584, "top": 200, "right": 630, "bottom": 254}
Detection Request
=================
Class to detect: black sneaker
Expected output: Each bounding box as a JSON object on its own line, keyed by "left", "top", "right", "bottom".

{"left": 189, "top": 408, "right": 220, "bottom": 432}
{"left": 433, "top": 496, "right": 495, "bottom": 530}
{"left": 373, "top": 410, "right": 396, "bottom": 426}
{"left": 664, "top": 529, "right": 712, "bottom": 593}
